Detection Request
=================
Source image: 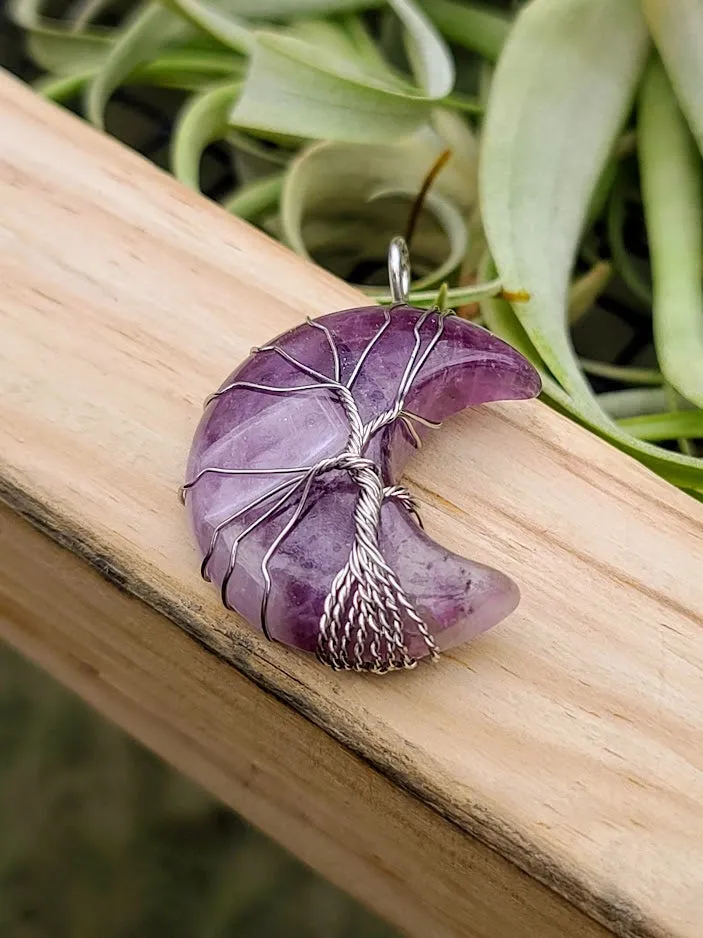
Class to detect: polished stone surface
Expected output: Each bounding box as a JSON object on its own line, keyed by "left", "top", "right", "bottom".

{"left": 185, "top": 305, "right": 541, "bottom": 663}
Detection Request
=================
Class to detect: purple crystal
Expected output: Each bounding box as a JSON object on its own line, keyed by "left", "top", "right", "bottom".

{"left": 185, "top": 305, "right": 541, "bottom": 668}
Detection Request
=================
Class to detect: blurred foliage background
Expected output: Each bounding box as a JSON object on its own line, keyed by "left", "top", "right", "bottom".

{"left": 6, "top": 0, "right": 702, "bottom": 493}
{"left": 2, "top": 0, "right": 703, "bottom": 934}
{"left": 0, "top": 642, "right": 398, "bottom": 938}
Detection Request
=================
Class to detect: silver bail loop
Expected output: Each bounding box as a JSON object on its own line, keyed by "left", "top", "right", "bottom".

{"left": 388, "top": 236, "right": 410, "bottom": 306}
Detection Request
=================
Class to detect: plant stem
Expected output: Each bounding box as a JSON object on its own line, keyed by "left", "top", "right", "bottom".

{"left": 223, "top": 173, "right": 284, "bottom": 222}
{"left": 420, "top": 0, "right": 510, "bottom": 62}
{"left": 405, "top": 148, "right": 452, "bottom": 249}
{"left": 568, "top": 261, "right": 612, "bottom": 324}
{"left": 606, "top": 170, "right": 652, "bottom": 307}
{"left": 618, "top": 410, "right": 703, "bottom": 442}
{"left": 369, "top": 276, "right": 503, "bottom": 307}
{"left": 579, "top": 359, "right": 663, "bottom": 386}
{"left": 598, "top": 387, "right": 669, "bottom": 419}
{"left": 441, "top": 91, "right": 483, "bottom": 114}
{"left": 665, "top": 383, "right": 695, "bottom": 456}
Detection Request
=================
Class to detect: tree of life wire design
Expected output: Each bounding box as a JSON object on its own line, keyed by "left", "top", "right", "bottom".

{"left": 182, "top": 235, "right": 454, "bottom": 672}
{"left": 181, "top": 306, "right": 453, "bottom": 673}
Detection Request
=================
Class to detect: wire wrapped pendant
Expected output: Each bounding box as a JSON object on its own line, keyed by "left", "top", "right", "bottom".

{"left": 182, "top": 239, "right": 541, "bottom": 672}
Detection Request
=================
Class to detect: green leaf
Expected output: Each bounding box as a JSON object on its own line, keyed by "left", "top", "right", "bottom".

{"left": 584, "top": 151, "right": 617, "bottom": 227}
{"left": 139, "top": 49, "right": 244, "bottom": 85}
{"left": 171, "top": 81, "right": 240, "bottom": 189}
{"left": 86, "top": 1, "right": 190, "bottom": 128}
{"left": 441, "top": 90, "right": 482, "bottom": 114}
{"left": 35, "top": 50, "right": 241, "bottom": 100}
{"left": 284, "top": 17, "right": 409, "bottom": 90}
{"left": 598, "top": 387, "right": 670, "bottom": 419}
{"left": 638, "top": 56, "right": 703, "bottom": 410}
{"left": 231, "top": 34, "right": 425, "bottom": 142}
{"left": 35, "top": 70, "right": 95, "bottom": 102}
{"left": 280, "top": 110, "right": 476, "bottom": 284}
{"left": 373, "top": 277, "right": 502, "bottom": 307}
{"left": 223, "top": 173, "right": 284, "bottom": 220}
{"left": 27, "top": 27, "right": 112, "bottom": 73}
{"left": 567, "top": 260, "right": 612, "bottom": 324}
{"left": 476, "top": 1, "right": 703, "bottom": 492}
{"left": 9, "top": 0, "right": 60, "bottom": 28}
{"left": 69, "top": 0, "right": 114, "bottom": 31}
{"left": 200, "top": 0, "right": 383, "bottom": 17}
{"left": 579, "top": 360, "right": 663, "bottom": 386}
{"left": 643, "top": 0, "right": 703, "bottom": 153}
{"left": 391, "top": 0, "right": 454, "bottom": 98}
{"left": 230, "top": 0, "right": 453, "bottom": 143}
{"left": 481, "top": 290, "right": 703, "bottom": 493}
{"left": 10, "top": 0, "right": 115, "bottom": 74}
{"left": 479, "top": 275, "right": 551, "bottom": 379}
{"left": 606, "top": 169, "right": 652, "bottom": 307}
{"left": 619, "top": 410, "right": 703, "bottom": 442}
{"left": 480, "top": 0, "right": 649, "bottom": 401}
{"left": 420, "top": 0, "right": 511, "bottom": 62}
{"left": 663, "top": 383, "right": 696, "bottom": 456}
{"left": 227, "top": 130, "right": 292, "bottom": 189}
{"left": 341, "top": 14, "right": 403, "bottom": 82}
{"left": 159, "top": 0, "right": 253, "bottom": 54}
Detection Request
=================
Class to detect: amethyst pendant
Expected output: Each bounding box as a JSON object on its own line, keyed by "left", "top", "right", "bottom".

{"left": 183, "top": 242, "right": 541, "bottom": 672}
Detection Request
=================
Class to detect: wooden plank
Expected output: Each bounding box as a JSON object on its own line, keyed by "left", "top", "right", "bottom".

{"left": 0, "top": 70, "right": 701, "bottom": 937}
{"left": 0, "top": 500, "right": 611, "bottom": 938}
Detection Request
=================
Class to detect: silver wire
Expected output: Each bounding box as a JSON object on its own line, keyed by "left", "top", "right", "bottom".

{"left": 388, "top": 235, "right": 410, "bottom": 306}
{"left": 346, "top": 307, "right": 391, "bottom": 390}
{"left": 206, "top": 379, "right": 340, "bottom": 408}
{"left": 182, "top": 240, "right": 451, "bottom": 672}
{"left": 200, "top": 475, "right": 303, "bottom": 582}
{"left": 306, "top": 317, "right": 341, "bottom": 383}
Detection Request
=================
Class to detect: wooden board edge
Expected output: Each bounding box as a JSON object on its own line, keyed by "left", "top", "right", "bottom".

{"left": 0, "top": 470, "right": 663, "bottom": 938}
{"left": 0, "top": 495, "right": 624, "bottom": 938}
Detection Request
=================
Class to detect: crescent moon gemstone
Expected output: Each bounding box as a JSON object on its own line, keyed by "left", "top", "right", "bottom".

{"left": 184, "top": 304, "right": 541, "bottom": 672}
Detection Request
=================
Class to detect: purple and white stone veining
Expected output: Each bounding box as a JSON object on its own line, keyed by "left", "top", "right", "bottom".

{"left": 183, "top": 305, "right": 541, "bottom": 671}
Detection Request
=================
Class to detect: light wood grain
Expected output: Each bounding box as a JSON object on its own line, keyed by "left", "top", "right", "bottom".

{"left": 0, "top": 500, "right": 611, "bottom": 938}
{"left": 0, "top": 70, "right": 702, "bottom": 938}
